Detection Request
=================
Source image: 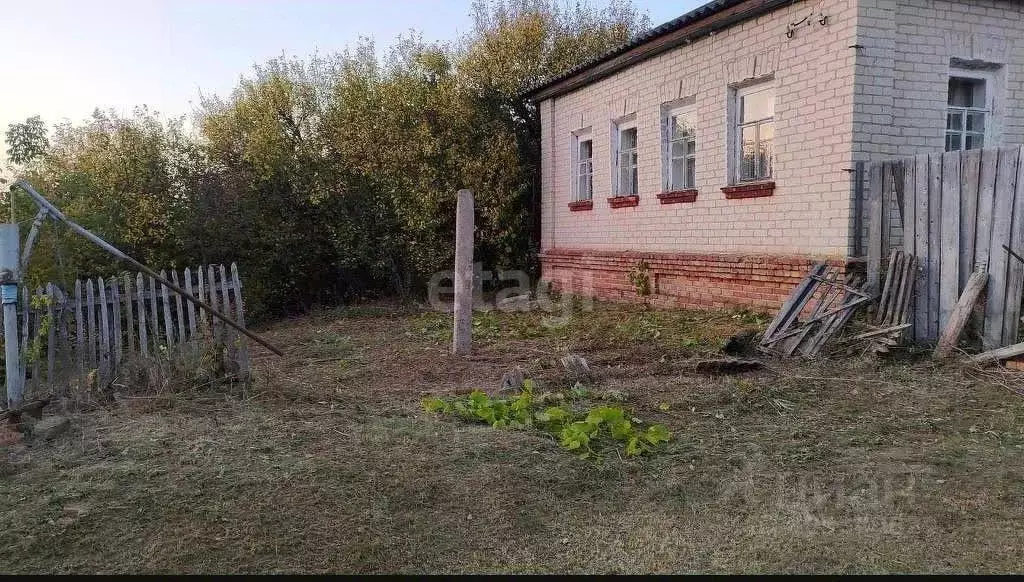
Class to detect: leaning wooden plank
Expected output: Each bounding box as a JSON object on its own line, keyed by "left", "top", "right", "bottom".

{"left": 799, "top": 275, "right": 853, "bottom": 356}
{"left": 971, "top": 341, "right": 1024, "bottom": 364}
{"left": 854, "top": 324, "right": 912, "bottom": 341}
{"left": 959, "top": 148, "right": 982, "bottom": 290}
{"left": 866, "top": 163, "right": 885, "bottom": 292}
{"left": 136, "top": 273, "right": 149, "bottom": 358}
{"left": 884, "top": 251, "right": 909, "bottom": 327}
{"left": 97, "top": 277, "right": 111, "bottom": 378}
{"left": 160, "top": 270, "right": 175, "bottom": 347}
{"left": 878, "top": 250, "right": 902, "bottom": 325}
{"left": 45, "top": 283, "right": 56, "bottom": 392}
{"left": 230, "top": 263, "right": 249, "bottom": 374}
{"left": 184, "top": 267, "right": 198, "bottom": 341}
{"left": 1001, "top": 144, "right": 1024, "bottom": 346}
{"left": 86, "top": 280, "right": 97, "bottom": 370}
{"left": 172, "top": 270, "right": 186, "bottom": 346}
{"left": 896, "top": 255, "right": 919, "bottom": 326}
{"left": 74, "top": 280, "right": 84, "bottom": 378}
{"left": 982, "top": 147, "right": 1020, "bottom": 349}
{"left": 808, "top": 278, "right": 869, "bottom": 356}
{"left": 762, "top": 263, "right": 828, "bottom": 343}
{"left": 913, "top": 153, "right": 930, "bottom": 342}
{"left": 123, "top": 274, "right": 136, "bottom": 354}
{"left": 927, "top": 153, "right": 944, "bottom": 341}
{"left": 939, "top": 150, "right": 961, "bottom": 335}
{"left": 111, "top": 277, "right": 123, "bottom": 366}
{"left": 934, "top": 265, "right": 988, "bottom": 359}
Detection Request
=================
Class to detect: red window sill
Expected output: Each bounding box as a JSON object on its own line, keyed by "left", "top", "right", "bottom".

{"left": 568, "top": 200, "right": 593, "bottom": 211}
{"left": 657, "top": 189, "right": 698, "bottom": 204}
{"left": 608, "top": 195, "right": 640, "bottom": 208}
{"left": 721, "top": 181, "right": 775, "bottom": 199}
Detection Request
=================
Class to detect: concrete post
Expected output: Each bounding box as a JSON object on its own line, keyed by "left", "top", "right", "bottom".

{"left": 453, "top": 189, "right": 474, "bottom": 355}
{"left": 0, "top": 224, "right": 22, "bottom": 408}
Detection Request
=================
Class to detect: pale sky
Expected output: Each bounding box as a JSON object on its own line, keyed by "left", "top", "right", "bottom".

{"left": 0, "top": 0, "right": 700, "bottom": 138}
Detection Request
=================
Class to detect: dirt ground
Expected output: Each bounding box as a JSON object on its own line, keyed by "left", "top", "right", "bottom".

{"left": 1, "top": 301, "right": 1023, "bottom": 574}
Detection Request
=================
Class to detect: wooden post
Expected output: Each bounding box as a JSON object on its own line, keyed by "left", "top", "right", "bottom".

{"left": 453, "top": 189, "right": 474, "bottom": 355}
{"left": 0, "top": 224, "right": 23, "bottom": 407}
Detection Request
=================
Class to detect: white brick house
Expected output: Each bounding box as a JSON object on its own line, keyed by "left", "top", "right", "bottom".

{"left": 525, "top": 0, "right": 1024, "bottom": 311}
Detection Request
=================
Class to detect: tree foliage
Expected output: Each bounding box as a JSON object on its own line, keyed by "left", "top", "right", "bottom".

{"left": 5, "top": 0, "right": 649, "bottom": 318}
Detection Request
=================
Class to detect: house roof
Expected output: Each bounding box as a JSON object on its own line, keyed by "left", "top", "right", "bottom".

{"left": 522, "top": 0, "right": 794, "bottom": 102}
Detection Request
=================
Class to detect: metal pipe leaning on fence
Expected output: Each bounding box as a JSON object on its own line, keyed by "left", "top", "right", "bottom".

{"left": 10, "top": 180, "right": 284, "bottom": 357}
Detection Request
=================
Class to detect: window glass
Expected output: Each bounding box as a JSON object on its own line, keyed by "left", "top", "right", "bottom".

{"left": 741, "top": 89, "right": 774, "bottom": 123}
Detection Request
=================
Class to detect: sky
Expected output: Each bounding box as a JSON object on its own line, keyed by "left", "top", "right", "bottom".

{"left": 0, "top": 0, "right": 703, "bottom": 141}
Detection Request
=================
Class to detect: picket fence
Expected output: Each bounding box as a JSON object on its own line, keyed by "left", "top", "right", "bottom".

{"left": 15, "top": 263, "right": 249, "bottom": 395}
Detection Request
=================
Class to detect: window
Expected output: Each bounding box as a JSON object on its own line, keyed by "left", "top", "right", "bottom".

{"left": 946, "top": 76, "right": 989, "bottom": 151}
{"left": 614, "top": 121, "right": 638, "bottom": 197}
{"left": 664, "top": 107, "right": 696, "bottom": 191}
{"left": 571, "top": 133, "right": 594, "bottom": 201}
{"left": 735, "top": 84, "right": 774, "bottom": 183}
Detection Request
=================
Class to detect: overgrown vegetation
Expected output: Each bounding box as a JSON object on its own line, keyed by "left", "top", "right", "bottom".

{"left": 423, "top": 380, "right": 671, "bottom": 458}
{"left": 4, "top": 0, "right": 649, "bottom": 318}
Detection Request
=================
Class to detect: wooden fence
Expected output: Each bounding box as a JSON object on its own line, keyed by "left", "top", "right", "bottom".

{"left": 867, "top": 146, "right": 1024, "bottom": 348}
{"left": 13, "top": 263, "right": 249, "bottom": 396}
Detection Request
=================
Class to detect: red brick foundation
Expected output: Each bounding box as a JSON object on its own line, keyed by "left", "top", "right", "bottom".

{"left": 540, "top": 248, "right": 848, "bottom": 312}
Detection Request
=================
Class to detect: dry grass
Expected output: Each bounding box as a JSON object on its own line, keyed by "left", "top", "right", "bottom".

{"left": 2, "top": 301, "right": 1023, "bottom": 573}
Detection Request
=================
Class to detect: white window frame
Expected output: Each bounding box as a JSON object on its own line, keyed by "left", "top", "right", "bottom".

{"left": 612, "top": 116, "right": 638, "bottom": 197}
{"left": 570, "top": 129, "right": 594, "bottom": 202}
{"left": 945, "top": 70, "right": 995, "bottom": 152}
{"left": 732, "top": 82, "right": 775, "bottom": 184}
{"left": 662, "top": 102, "right": 697, "bottom": 192}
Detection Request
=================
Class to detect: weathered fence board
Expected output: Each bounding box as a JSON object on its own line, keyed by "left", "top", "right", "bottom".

{"left": 136, "top": 272, "right": 148, "bottom": 358}
{"left": 870, "top": 145, "right": 1024, "bottom": 348}
{"left": 984, "top": 147, "right": 1020, "bottom": 349}
{"left": 16, "top": 263, "right": 248, "bottom": 397}
{"left": 939, "top": 150, "right": 961, "bottom": 333}
{"left": 911, "top": 153, "right": 930, "bottom": 343}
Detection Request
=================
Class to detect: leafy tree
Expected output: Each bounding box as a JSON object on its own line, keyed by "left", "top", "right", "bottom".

{"left": 5, "top": 115, "right": 49, "bottom": 166}
{"left": 3, "top": 0, "right": 651, "bottom": 318}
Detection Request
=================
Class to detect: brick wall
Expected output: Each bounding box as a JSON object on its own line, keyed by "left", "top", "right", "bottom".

{"left": 888, "top": 0, "right": 1024, "bottom": 157}
{"left": 539, "top": 0, "right": 859, "bottom": 259}
{"left": 541, "top": 248, "right": 845, "bottom": 312}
